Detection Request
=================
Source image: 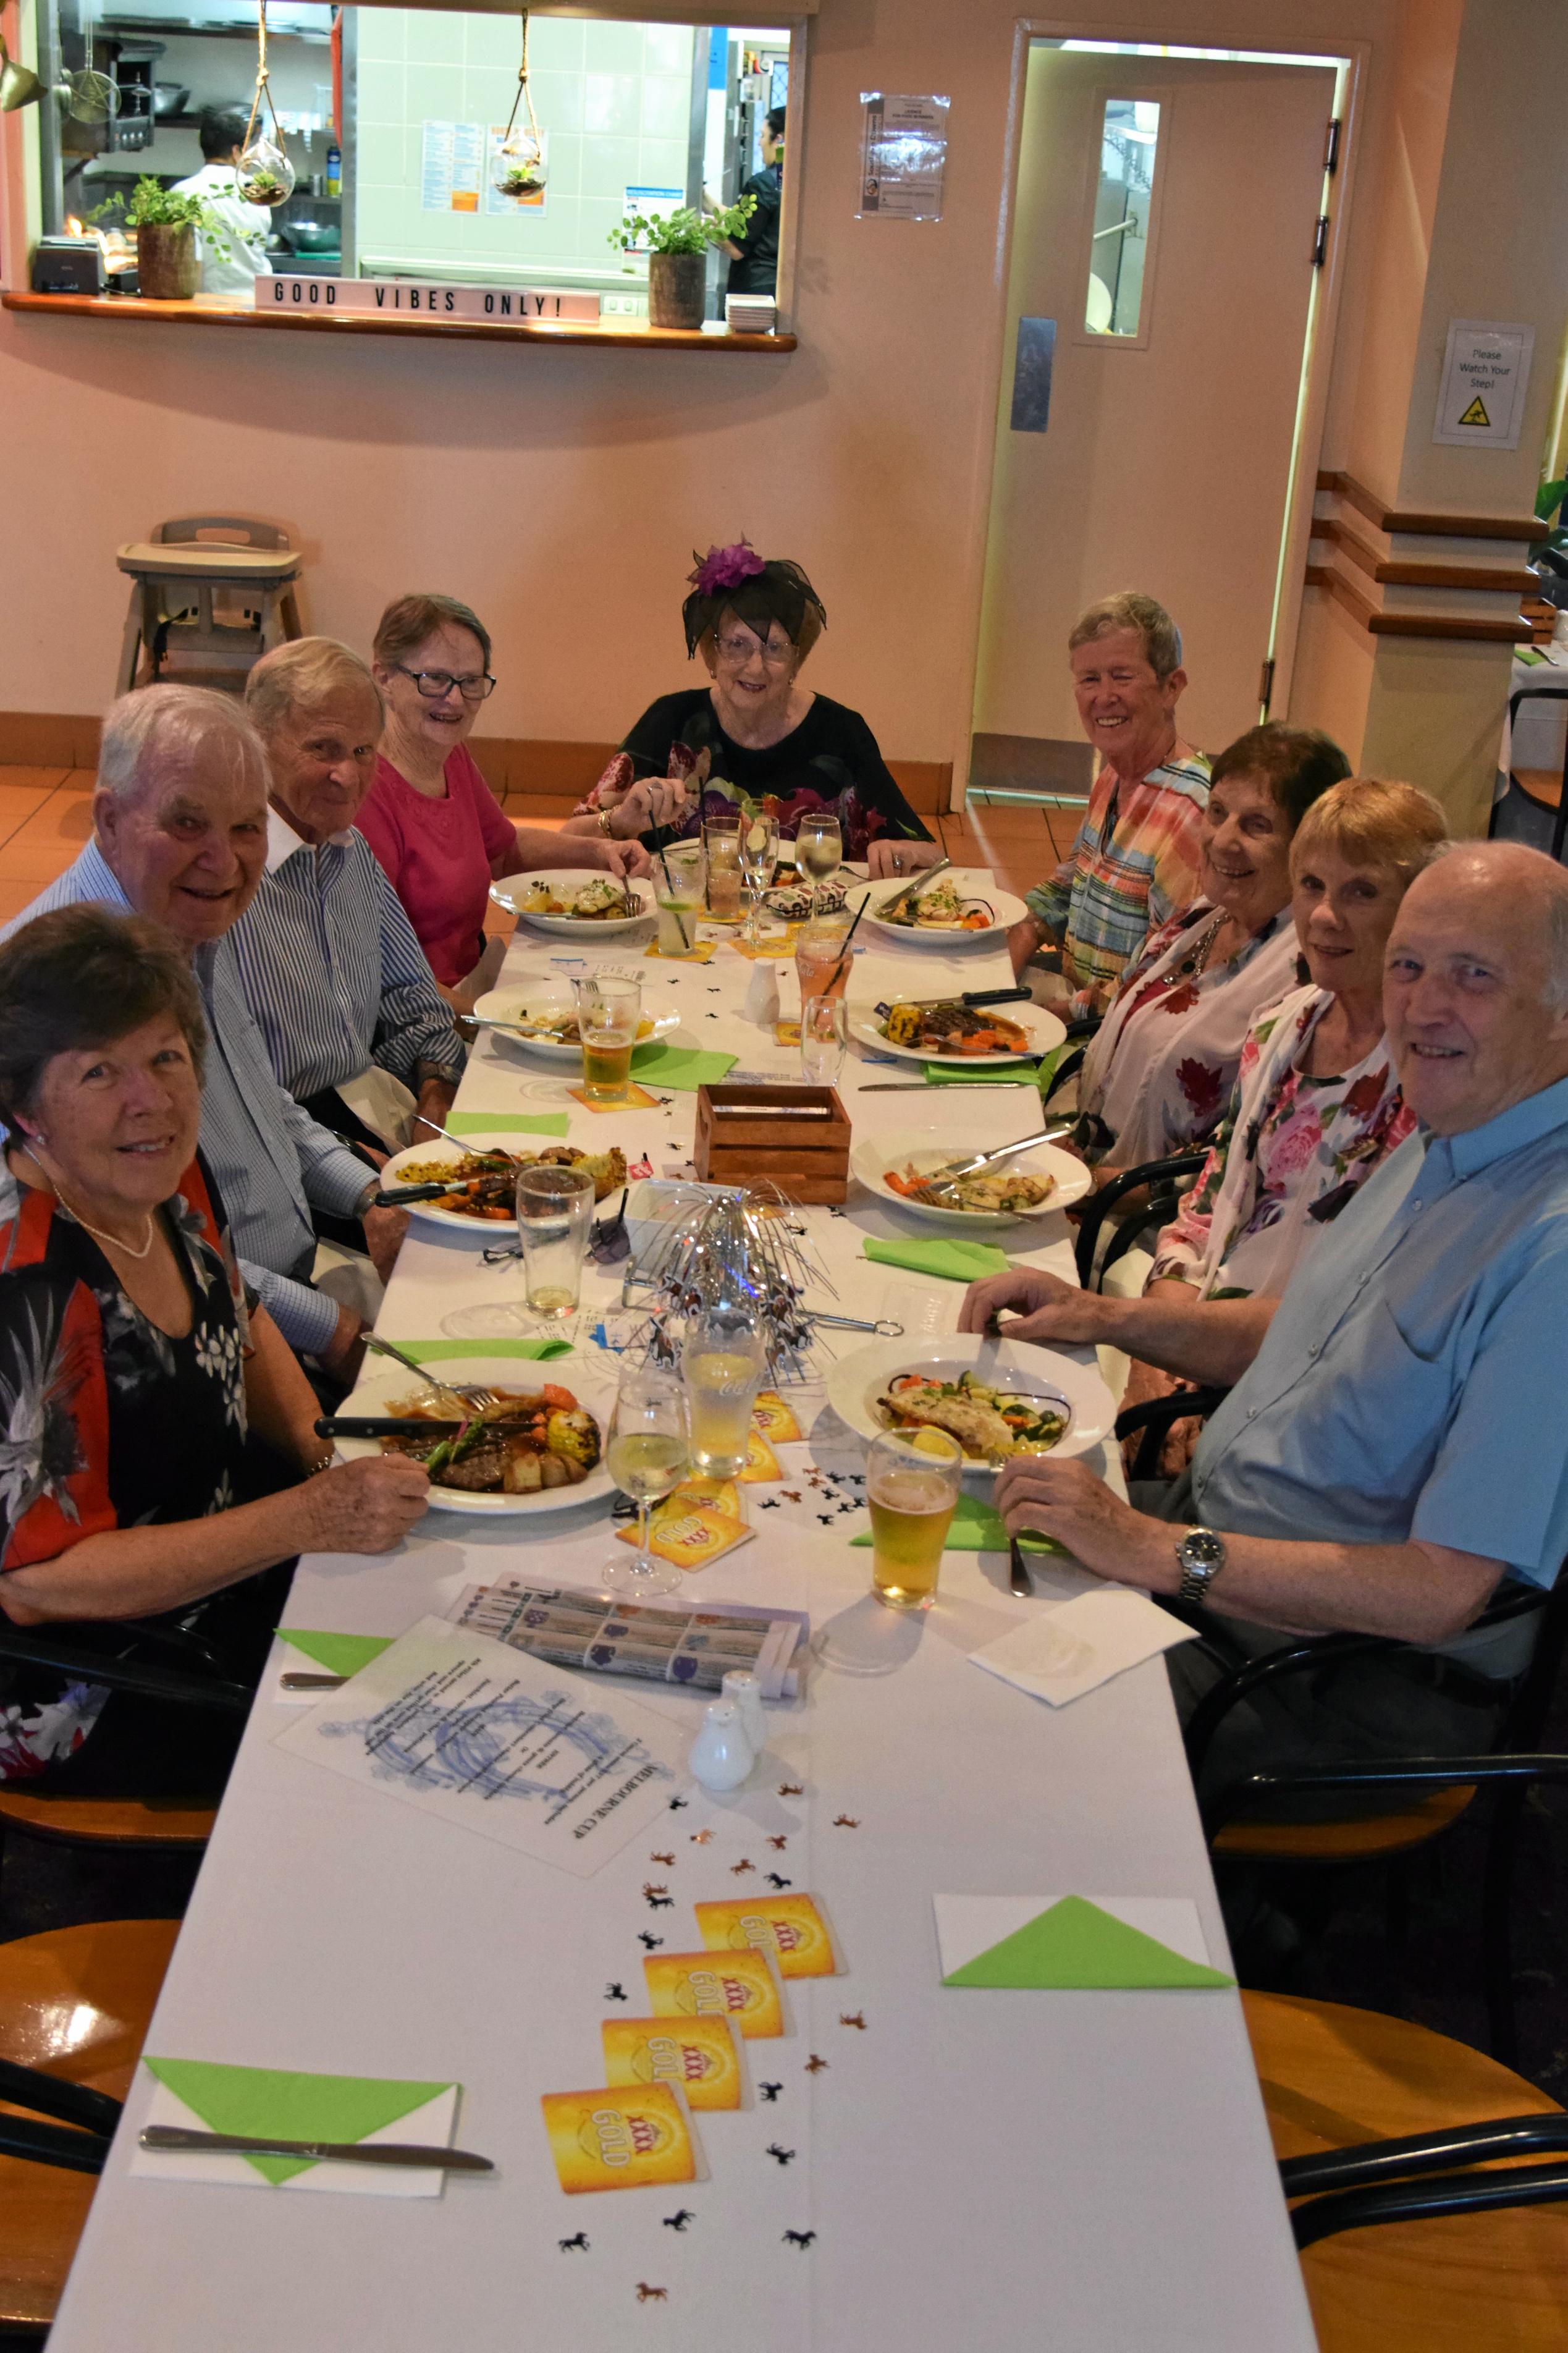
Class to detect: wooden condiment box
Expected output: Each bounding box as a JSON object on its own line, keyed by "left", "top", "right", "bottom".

{"left": 694, "top": 1084, "right": 851, "bottom": 1204}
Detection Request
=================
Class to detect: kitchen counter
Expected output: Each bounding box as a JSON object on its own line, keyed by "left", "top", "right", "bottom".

{"left": 2, "top": 289, "right": 796, "bottom": 352}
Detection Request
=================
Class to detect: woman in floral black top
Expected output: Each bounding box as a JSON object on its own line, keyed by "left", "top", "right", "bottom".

{"left": 0, "top": 907, "right": 429, "bottom": 1792}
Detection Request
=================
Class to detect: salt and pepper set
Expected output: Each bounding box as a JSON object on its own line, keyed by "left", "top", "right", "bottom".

{"left": 688, "top": 1669, "right": 769, "bottom": 1791}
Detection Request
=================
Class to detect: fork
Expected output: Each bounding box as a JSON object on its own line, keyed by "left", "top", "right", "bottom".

{"left": 360, "top": 1333, "right": 501, "bottom": 1411}
{"left": 906, "top": 1123, "right": 1074, "bottom": 1205}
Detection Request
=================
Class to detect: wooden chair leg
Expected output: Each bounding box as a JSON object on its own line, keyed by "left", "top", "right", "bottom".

{"left": 279, "top": 585, "right": 303, "bottom": 641}
{"left": 115, "top": 586, "right": 144, "bottom": 696}
{"left": 139, "top": 581, "right": 162, "bottom": 684}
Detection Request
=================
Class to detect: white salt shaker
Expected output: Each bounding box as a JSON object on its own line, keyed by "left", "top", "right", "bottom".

{"left": 688, "top": 1699, "right": 754, "bottom": 1791}
{"left": 742, "top": 960, "right": 781, "bottom": 1026}
{"left": 722, "top": 1670, "right": 767, "bottom": 1755}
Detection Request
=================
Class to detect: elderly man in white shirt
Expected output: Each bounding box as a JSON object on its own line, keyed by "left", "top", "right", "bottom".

{"left": 171, "top": 106, "right": 272, "bottom": 298}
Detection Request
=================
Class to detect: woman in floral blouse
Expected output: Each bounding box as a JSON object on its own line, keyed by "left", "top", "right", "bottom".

{"left": 1076, "top": 724, "right": 1350, "bottom": 1168}
{"left": 0, "top": 906, "right": 428, "bottom": 1791}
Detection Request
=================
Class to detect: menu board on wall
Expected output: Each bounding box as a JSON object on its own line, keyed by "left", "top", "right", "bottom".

{"left": 857, "top": 93, "right": 950, "bottom": 222}
{"left": 421, "top": 120, "right": 484, "bottom": 213}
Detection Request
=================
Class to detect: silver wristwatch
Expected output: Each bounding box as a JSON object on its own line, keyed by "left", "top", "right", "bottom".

{"left": 1176, "top": 1526, "right": 1227, "bottom": 1607}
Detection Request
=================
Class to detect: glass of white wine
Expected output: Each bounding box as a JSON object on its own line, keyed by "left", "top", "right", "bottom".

{"left": 793, "top": 814, "right": 842, "bottom": 916}
{"left": 682, "top": 1306, "right": 767, "bottom": 1519}
{"left": 739, "top": 811, "right": 780, "bottom": 946}
{"left": 602, "top": 1366, "right": 691, "bottom": 1598}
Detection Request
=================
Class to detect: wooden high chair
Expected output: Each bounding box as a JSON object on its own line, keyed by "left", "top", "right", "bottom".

{"left": 114, "top": 515, "right": 303, "bottom": 696}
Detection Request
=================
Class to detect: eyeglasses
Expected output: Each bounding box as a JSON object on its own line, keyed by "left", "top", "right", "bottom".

{"left": 713, "top": 633, "right": 794, "bottom": 667}
{"left": 395, "top": 665, "right": 497, "bottom": 703}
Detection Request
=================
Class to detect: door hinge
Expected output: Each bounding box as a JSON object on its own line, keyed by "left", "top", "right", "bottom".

{"left": 1258, "top": 656, "right": 1276, "bottom": 717}
{"left": 1312, "top": 214, "right": 1330, "bottom": 268}
{"left": 1324, "top": 116, "right": 1342, "bottom": 175}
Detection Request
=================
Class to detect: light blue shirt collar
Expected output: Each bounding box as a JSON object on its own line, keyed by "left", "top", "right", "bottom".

{"left": 1426, "top": 1068, "right": 1568, "bottom": 1181}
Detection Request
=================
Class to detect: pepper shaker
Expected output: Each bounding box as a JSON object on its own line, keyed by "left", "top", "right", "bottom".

{"left": 722, "top": 1670, "right": 768, "bottom": 1754}
{"left": 688, "top": 1699, "right": 754, "bottom": 1791}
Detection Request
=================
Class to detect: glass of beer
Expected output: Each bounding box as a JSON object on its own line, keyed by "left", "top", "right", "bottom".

{"left": 681, "top": 1305, "right": 767, "bottom": 1519}
{"left": 575, "top": 974, "right": 641, "bottom": 1105}
{"left": 704, "top": 813, "right": 744, "bottom": 919}
{"left": 514, "top": 1164, "right": 596, "bottom": 1320}
{"left": 866, "top": 1426, "right": 963, "bottom": 1609}
{"left": 602, "top": 1366, "right": 691, "bottom": 1598}
{"left": 654, "top": 839, "right": 706, "bottom": 956}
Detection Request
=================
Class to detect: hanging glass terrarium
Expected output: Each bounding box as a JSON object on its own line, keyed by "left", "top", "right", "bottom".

{"left": 491, "top": 9, "right": 546, "bottom": 199}
{"left": 237, "top": 0, "right": 297, "bottom": 207}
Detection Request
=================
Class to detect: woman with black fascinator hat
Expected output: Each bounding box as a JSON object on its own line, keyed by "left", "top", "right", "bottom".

{"left": 562, "top": 542, "right": 943, "bottom": 879}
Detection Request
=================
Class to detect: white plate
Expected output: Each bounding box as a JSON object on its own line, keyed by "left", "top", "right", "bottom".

{"left": 825, "top": 1334, "right": 1116, "bottom": 1473}
{"left": 847, "top": 997, "right": 1066, "bottom": 1066}
{"left": 852, "top": 1132, "right": 1092, "bottom": 1227}
{"left": 380, "top": 1133, "right": 597, "bottom": 1237}
{"left": 332, "top": 1353, "right": 617, "bottom": 1518}
{"left": 489, "top": 869, "right": 654, "bottom": 937}
{"left": 849, "top": 874, "right": 1029, "bottom": 946}
{"left": 471, "top": 989, "right": 681, "bottom": 1066}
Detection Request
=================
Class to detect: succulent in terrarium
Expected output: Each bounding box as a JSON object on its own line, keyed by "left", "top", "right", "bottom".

{"left": 492, "top": 127, "right": 545, "bottom": 198}
{"left": 237, "top": 136, "right": 295, "bottom": 208}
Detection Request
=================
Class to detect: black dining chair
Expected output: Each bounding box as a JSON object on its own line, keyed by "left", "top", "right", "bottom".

{"left": 1494, "top": 683, "right": 1568, "bottom": 864}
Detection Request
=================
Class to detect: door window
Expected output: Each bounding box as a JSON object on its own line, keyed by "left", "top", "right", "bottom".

{"left": 1085, "top": 96, "right": 1159, "bottom": 336}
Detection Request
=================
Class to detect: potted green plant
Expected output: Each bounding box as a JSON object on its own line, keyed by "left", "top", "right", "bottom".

{"left": 607, "top": 195, "right": 756, "bottom": 331}
{"left": 96, "top": 177, "right": 230, "bottom": 300}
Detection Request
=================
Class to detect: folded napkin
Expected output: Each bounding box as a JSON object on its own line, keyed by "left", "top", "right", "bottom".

{"left": 969, "top": 1587, "right": 1193, "bottom": 1705}
{"left": 851, "top": 1489, "right": 1063, "bottom": 1555}
{"left": 629, "top": 1043, "right": 738, "bottom": 1090}
{"left": 445, "top": 1112, "right": 570, "bottom": 1138}
{"left": 862, "top": 1236, "right": 1011, "bottom": 1283}
{"left": 278, "top": 1629, "right": 394, "bottom": 1679}
{"left": 392, "top": 1337, "right": 573, "bottom": 1363}
{"left": 135, "top": 2058, "right": 461, "bottom": 2194}
{"left": 923, "top": 1044, "right": 1064, "bottom": 1095}
{"left": 934, "top": 1894, "right": 1233, "bottom": 1989}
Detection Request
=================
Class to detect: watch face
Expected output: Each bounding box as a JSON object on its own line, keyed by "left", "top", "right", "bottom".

{"left": 1182, "top": 1529, "right": 1225, "bottom": 1570}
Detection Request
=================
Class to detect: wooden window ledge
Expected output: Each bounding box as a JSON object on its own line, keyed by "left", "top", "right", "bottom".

{"left": 1, "top": 289, "right": 796, "bottom": 353}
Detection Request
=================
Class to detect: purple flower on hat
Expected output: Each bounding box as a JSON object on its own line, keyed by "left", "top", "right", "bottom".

{"left": 689, "top": 539, "right": 767, "bottom": 596}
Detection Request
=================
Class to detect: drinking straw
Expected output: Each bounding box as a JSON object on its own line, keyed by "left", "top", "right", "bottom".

{"left": 822, "top": 889, "right": 869, "bottom": 995}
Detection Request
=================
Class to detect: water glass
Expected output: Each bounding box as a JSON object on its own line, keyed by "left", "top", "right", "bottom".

{"left": 866, "top": 1426, "right": 963, "bottom": 1610}
{"left": 794, "top": 813, "right": 843, "bottom": 913}
{"left": 574, "top": 974, "right": 641, "bottom": 1106}
{"left": 740, "top": 811, "right": 780, "bottom": 945}
{"left": 514, "top": 1164, "right": 595, "bottom": 1320}
{"left": 655, "top": 838, "right": 706, "bottom": 957}
{"left": 704, "top": 813, "right": 744, "bottom": 919}
{"left": 602, "top": 1366, "right": 690, "bottom": 1599}
{"left": 682, "top": 1306, "right": 767, "bottom": 1512}
{"left": 801, "top": 994, "right": 849, "bottom": 1086}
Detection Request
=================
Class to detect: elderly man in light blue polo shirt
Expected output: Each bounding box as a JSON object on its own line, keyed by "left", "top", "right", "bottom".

{"left": 959, "top": 842, "right": 1568, "bottom": 1769}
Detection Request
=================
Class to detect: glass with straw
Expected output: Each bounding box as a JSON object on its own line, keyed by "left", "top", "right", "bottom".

{"left": 655, "top": 839, "right": 706, "bottom": 957}
{"left": 602, "top": 1366, "right": 691, "bottom": 1598}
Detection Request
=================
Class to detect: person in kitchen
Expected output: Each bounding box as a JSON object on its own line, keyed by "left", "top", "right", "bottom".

{"left": 718, "top": 104, "right": 786, "bottom": 295}
{"left": 172, "top": 106, "right": 273, "bottom": 298}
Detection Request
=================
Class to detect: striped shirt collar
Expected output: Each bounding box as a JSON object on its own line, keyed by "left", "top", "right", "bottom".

{"left": 266, "top": 804, "right": 352, "bottom": 874}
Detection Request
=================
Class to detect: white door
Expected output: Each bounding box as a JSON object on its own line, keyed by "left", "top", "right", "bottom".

{"left": 974, "top": 46, "right": 1338, "bottom": 763}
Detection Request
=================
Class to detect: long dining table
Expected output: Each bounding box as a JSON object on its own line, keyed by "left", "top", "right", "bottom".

{"left": 48, "top": 869, "right": 1317, "bottom": 2352}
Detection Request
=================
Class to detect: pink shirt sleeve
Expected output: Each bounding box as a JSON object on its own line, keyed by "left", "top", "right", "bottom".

{"left": 451, "top": 745, "right": 518, "bottom": 864}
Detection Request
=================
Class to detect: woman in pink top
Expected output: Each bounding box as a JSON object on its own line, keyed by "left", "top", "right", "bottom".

{"left": 359, "top": 594, "right": 647, "bottom": 1006}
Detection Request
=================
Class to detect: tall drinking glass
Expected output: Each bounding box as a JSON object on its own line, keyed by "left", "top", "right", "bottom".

{"left": 655, "top": 839, "right": 706, "bottom": 957}
{"left": 602, "top": 1366, "right": 691, "bottom": 1599}
{"left": 795, "top": 912, "right": 853, "bottom": 1005}
{"left": 575, "top": 974, "right": 641, "bottom": 1106}
{"left": 866, "top": 1426, "right": 962, "bottom": 1609}
{"left": 682, "top": 1306, "right": 767, "bottom": 1518}
{"left": 801, "top": 994, "right": 849, "bottom": 1086}
{"left": 794, "top": 814, "right": 842, "bottom": 915}
{"left": 704, "top": 813, "right": 743, "bottom": 919}
{"left": 739, "top": 811, "right": 780, "bottom": 945}
{"left": 514, "top": 1164, "right": 594, "bottom": 1320}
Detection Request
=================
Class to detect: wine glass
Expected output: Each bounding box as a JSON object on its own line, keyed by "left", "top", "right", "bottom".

{"left": 602, "top": 1366, "right": 691, "bottom": 1599}
{"left": 681, "top": 1306, "right": 767, "bottom": 1521}
{"left": 793, "top": 814, "right": 842, "bottom": 915}
{"left": 739, "top": 811, "right": 780, "bottom": 946}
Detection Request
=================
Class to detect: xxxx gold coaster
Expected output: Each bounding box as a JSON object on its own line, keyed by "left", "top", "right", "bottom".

{"left": 567, "top": 1083, "right": 663, "bottom": 1113}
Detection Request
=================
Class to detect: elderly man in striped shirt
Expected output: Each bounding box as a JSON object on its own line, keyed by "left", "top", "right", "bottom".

{"left": 1008, "top": 591, "right": 1211, "bottom": 1018}
{"left": 237, "top": 640, "right": 466, "bottom": 1157}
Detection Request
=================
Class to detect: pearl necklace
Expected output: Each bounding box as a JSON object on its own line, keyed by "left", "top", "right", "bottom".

{"left": 54, "top": 1188, "right": 157, "bottom": 1261}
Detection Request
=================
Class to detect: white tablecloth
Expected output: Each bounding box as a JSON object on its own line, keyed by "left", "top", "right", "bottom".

{"left": 49, "top": 882, "right": 1315, "bottom": 2353}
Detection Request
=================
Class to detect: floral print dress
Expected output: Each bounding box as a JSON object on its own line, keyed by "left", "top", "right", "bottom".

{"left": 1149, "top": 984, "right": 1415, "bottom": 1302}
{"left": 0, "top": 1156, "right": 251, "bottom": 1780}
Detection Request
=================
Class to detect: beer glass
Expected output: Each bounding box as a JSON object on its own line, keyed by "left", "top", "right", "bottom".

{"left": 866, "top": 1426, "right": 963, "bottom": 1608}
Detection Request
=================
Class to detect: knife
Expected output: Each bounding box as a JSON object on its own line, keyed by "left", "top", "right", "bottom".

{"left": 315, "top": 1416, "right": 466, "bottom": 1438}
{"left": 873, "top": 854, "right": 953, "bottom": 920}
{"left": 139, "top": 2125, "right": 494, "bottom": 2172}
{"left": 857, "top": 1081, "right": 1035, "bottom": 1092}
{"left": 280, "top": 1671, "right": 347, "bottom": 1691}
{"left": 1009, "top": 1539, "right": 1034, "bottom": 1599}
{"left": 872, "top": 989, "right": 1032, "bottom": 1015}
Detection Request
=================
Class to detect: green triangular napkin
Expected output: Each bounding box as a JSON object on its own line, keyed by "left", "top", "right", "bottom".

{"left": 629, "top": 1043, "right": 738, "bottom": 1091}
{"left": 445, "top": 1112, "right": 570, "bottom": 1138}
{"left": 850, "top": 1489, "right": 1063, "bottom": 1555}
{"left": 923, "top": 1044, "right": 1064, "bottom": 1096}
{"left": 393, "top": 1337, "right": 573, "bottom": 1362}
{"left": 943, "top": 1896, "right": 1233, "bottom": 1989}
{"left": 142, "top": 2058, "right": 455, "bottom": 2184}
{"left": 277, "top": 1630, "right": 394, "bottom": 1679}
{"left": 862, "top": 1236, "right": 1011, "bottom": 1283}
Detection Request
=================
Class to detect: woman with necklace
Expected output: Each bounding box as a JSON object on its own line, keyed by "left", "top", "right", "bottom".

{"left": 1074, "top": 725, "right": 1350, "bottom": 1168}
{"left": 0, "top": 907, "right": 428, "bottom": 1792}
{"left": 563, "top": 543, "right": 943, "bottom": 878}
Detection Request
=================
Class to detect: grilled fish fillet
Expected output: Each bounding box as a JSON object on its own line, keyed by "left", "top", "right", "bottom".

{"left": 875, "top": 1386, "right": 1015, "bottom": 1461}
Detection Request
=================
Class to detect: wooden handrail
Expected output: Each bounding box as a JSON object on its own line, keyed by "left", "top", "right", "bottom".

{"left": 1316, "top": 469, "right": 1539, "bottom": 543}
{"left": 1304, "top": 563, "right": 1532, "bottom": 642}
{"left": 1310, "top": 516, "right": 1536, "bottom": 594}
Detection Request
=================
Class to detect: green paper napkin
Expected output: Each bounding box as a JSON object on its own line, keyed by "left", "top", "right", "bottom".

{"left": 142, "top": 2057, "right": 456, "bottom": 2184}
{"left": 942, "top": 1896, "right": 1233, "bottom": 1990}
{"left": 393, "top": 1337, "right": 575, "bottom": 1363}
{"left": 923, "top": 1044, "right": 1064, "bottom": 1096}
{"left": 862, "top": 1236, "right": 1011, "bottom": 1283}
{"left": 444, "top": 1112, "right": 570, "bottom": 1138}
{"left": 851, "top": 1489, "right": 1063, "bottom": 1556}
{"left": 629, "top": 1043, "right": 738, "bottom": 1091}
{"left": 277, "top": 1629, "right": 394, "bottom": 1679}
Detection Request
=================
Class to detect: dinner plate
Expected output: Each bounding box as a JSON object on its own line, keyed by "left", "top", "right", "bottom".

{"left": 380, "top": 1133, "right": 602, "bottom": 1236}
{"left": 849, "top": 874, "right": 1030, "bottom": 947}
{"left": 846, "top": 997, "right": 1066, "bottom": 1066}
{"left": 489, "top": 869, "right": 654, "bottom": 937}
{"left": 332, "top": 1352, "right": 618, "bottom": 1518}
{"left": 471, "top": 988, "right": 681, "bottom": 1066}
{"left": 851, "top": 1131, "right": 1092, "bottom": 1228}
{"left": 825, "top": 1333, "right": 1116, "bottom": 1473}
